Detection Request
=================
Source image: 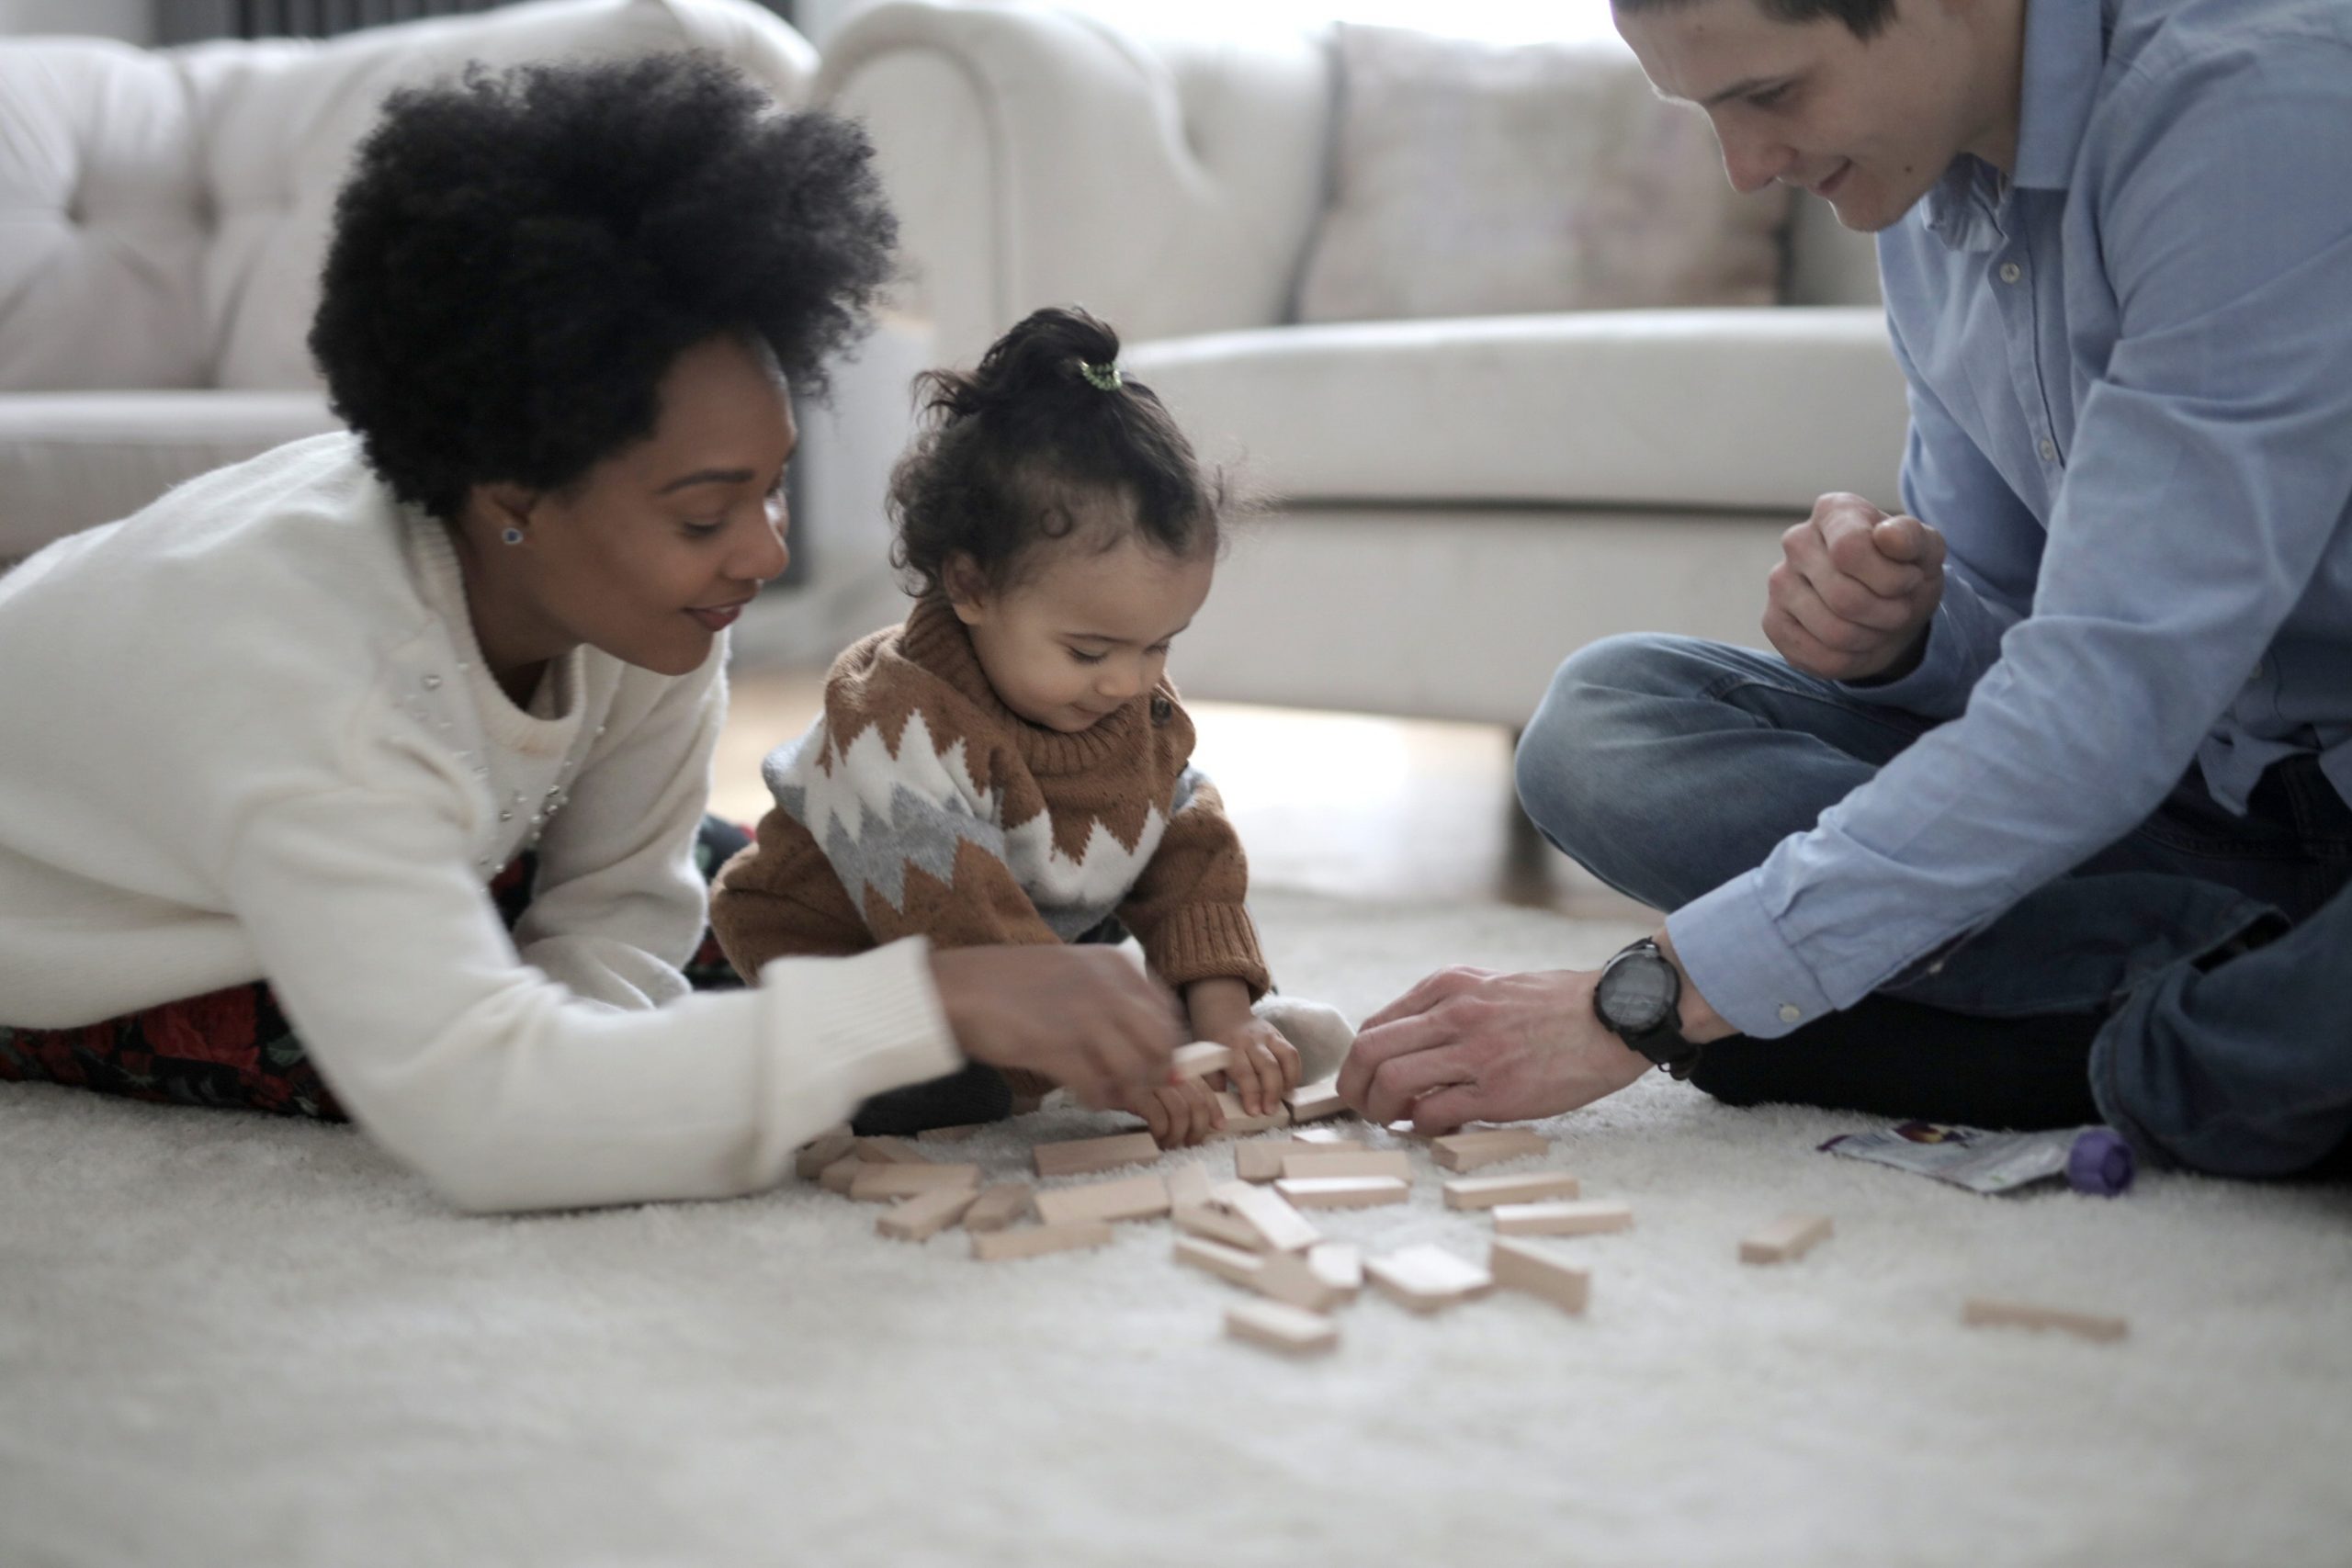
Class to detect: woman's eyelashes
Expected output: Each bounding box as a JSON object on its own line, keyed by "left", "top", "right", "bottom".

{"left": 681, "top": 470, "right": 788, "bottom": 539}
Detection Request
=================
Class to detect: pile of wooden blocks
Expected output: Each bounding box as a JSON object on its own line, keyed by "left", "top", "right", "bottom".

{"left": 797, "top": 1076, "right": 2128, "bottom": 1354}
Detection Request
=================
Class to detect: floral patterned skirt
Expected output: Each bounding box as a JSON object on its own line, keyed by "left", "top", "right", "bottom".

{"left": 0, "top": 818, "right": 751, "bottom": 1122}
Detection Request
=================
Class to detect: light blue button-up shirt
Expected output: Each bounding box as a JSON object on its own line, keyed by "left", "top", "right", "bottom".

{"left": 1668, "top": 0, "right": 2352, "bottom": 1038}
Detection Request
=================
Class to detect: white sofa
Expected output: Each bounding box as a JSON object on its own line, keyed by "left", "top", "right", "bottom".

{"left": 0, "top": 0, "right": 817, "bottom": 565}
{"left": 814, "top": 1, "right": 1914, "bottom": 725}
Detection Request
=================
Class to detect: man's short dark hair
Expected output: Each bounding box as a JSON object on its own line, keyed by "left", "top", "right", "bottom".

{"left": 310, "top": 53, "right": 897, "bottom": 522}
{"left": 1611, "top": 0, "right": 1896, "bottom": 39}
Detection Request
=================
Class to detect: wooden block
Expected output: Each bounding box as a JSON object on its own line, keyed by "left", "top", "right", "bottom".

{"left": 1430, "top": 1128, "right": 1550, "bottom": 1173}
{"left": 793, "top": 1125, "right": 857, "bottom": 1179}
{"left": 848, "top": 1162, "right": 981, "bottom": 1201}
{"left": 1174, "top": 1238, "right": 1339, "bottom": 1313}
{"left": 1226, "top": 1299, "right": 1339, "bottom": 1357}
{"left": 1962, "top": 1298, "right": 2129, "bottom": 1343}
{"left": 1212, "top": 1179, "right": 1322, "bottom": 1252}
{"left": 818, "top": 1156, "right": 865, "bottom": 1195}
{"left": 1279, "top": 1149, "right": 1411, "bottom": 1182}
{"left": 1293, "top": 1127, "right": 1361, "bottom": 1148}
{"left": 1175, "top": 1233, "right": 1268, "bottom": 1288}
{"left": 1174, "top": 1202, "right": 1268, "bottom": 1252}
{"left": 1442, "top": 1171, "right": 1582, "bottom": 1210}
{"left": 1208, "top": 1091, "right": 1290, "bottom": 1137}
{"left": 876, "top": 1186, "right": 980, "bottom": 1242}
{"left": 1166, "top": 1160, "right": 1215, "bottom": 1211}
{"left": 1740, "top": 1213, "right": 1833, "bottom": 1265}
{"left": 1365, "top": 1245, "right": 1493, "bottom": 1314}
{"left": 1034, "top": 1172, "right": 1170, "bottom": 1227}
{"left": 1034, "top": 1131, "right": 1161, "bottom": 1179}
{"left": 1307, "top": 1241, "right": 1363, "bottom": 1299}
{"left": 1276, "top": 1176, "right": 1410, "bottom": 1211}
{"left": 1492, "top": 1200, "right": 1634, "bottom": 1236}
{"left": 1235, "top": 1138, "right": 1308, "bottom": 1183}
{"left": 1171, "top": 1041, "right": 1233, "bottom": 1079}
{"left": 852, "top": 1136, "right": 932, "bottom": 1165}
{"left": 961, "top": 1183, "right": 1035, "bottom": 1233}
{"left": 916, "top": 1122, "right": 987, "bottom": 1144}
{"left": 1489, "top": 1236, "right": 1590, "bottom": 1314}
{"left": 970, "top": 1222, "right": 1115, "bottom": 1262}
{"left": 1283, "top": 1077, "right": 1346, "bottom": 1123}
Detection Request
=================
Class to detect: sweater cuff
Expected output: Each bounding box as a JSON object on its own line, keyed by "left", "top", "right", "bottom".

{"left": 1145, "top": 903, "right": 1272, "bottom": 999}
{"left": 748, "top": 936, "right": 964, "bottom": 1174}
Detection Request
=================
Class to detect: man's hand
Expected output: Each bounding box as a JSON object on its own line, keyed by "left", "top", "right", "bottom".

{"left": 1335, "top": 966, "right": 1652, "bottom": 1135}
{"left": 1765, "top": 492, "right": 1947, "bottom": 682}
{"left": 928, "top": 946, "right": 1184, "bottom": 1110}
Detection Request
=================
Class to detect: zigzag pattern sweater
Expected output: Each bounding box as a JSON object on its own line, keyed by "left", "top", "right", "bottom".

{"left": 712, "top": 594, "right": 1271, "bottom": 998}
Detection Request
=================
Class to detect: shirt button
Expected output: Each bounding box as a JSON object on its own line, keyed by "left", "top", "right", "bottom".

{"left": 2039, "top": 437, "right": 2058, "bottom": 463}
{"left": 1778, "top": 1003, "right": 1803, "bottom": 1024}
{"left": 2250, "top": 660, "right": 2267, "bottom": 682}
{"left": 1999, "top": 261, "right": 2022, "bottom": 284}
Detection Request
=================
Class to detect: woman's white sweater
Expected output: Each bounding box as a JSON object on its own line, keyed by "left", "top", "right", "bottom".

{"left": 0, "top": 434, "right": 959, "bottom": 1211}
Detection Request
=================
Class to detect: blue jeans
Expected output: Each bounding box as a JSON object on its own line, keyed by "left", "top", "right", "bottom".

{"left": 1515, "top": 633, "right": 2352, "bottom": 1178}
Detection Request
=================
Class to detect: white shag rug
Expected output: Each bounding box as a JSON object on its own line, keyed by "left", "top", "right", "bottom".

{"left": 5, "top": 890, "right": 2350, "bottom": 1568}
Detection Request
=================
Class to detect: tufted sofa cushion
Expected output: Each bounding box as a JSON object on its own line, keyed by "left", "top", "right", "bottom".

{"left": 0, "top": 0, "right": 816, "bottom": 559}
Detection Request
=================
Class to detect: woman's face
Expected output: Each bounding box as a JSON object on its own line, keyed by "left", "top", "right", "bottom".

{"left": 476, "top": 333, "right": 797, "bottom": 681}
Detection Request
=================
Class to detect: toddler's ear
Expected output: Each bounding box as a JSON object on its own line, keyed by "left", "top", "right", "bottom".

{"left": 942, "top": 552, "right": 990, "bottom": 624}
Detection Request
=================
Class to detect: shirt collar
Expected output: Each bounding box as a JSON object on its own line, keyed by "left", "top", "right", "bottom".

{"left": 1918, "top": 0, "right": 2107, "bottom": 246}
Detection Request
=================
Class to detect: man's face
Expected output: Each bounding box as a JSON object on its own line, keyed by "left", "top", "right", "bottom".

{"left": 1614, "top": 0, "right": 1994, "bottom": 233}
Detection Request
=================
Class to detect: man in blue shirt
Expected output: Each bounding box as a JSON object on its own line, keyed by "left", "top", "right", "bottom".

{"left": 1337, "top": 0, "right": 2352, "bottom": 1178}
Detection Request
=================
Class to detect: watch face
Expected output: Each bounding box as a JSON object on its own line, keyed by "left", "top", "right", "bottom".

{"left": 1598, "top": 953, "right": 1676, "bottom": 1034}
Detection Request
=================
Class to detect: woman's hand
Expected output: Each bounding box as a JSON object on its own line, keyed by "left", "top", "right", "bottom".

{"left": 1116, "top": 1075, "right": 1227, "bottom": 1147}
{"left": 928, "top": 946, "right": 1183, "bottom": 1110}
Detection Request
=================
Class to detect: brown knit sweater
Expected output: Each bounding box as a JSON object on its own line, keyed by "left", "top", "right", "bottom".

{"left": 712, "top": 594, "right": 1270, "bottom": 999}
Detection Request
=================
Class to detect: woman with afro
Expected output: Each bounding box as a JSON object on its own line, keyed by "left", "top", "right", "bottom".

{"left": 0, "top": 54, "right": 1182, "bottom": 1212}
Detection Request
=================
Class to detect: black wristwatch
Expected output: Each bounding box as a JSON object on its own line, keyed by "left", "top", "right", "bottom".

{"left": 1593, "top": 938, "right": 1703, "bottom": 1080}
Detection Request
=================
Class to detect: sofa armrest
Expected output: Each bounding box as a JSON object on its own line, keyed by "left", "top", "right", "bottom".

{"left": 817, "top": 0, "right": 1332, "bottom": 362}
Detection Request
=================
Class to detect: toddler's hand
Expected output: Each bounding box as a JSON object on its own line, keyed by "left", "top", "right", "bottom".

{"left": 1120, "top": 1075, "right": 1226, "bottom": 1148}
{"left": 1214, "top": 1016, "right": 1302, "bottom": 1118}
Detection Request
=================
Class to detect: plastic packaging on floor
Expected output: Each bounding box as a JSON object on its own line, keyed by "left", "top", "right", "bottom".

{"left": 1819, "top": 1122, "right": 2135, "bottom": 1197}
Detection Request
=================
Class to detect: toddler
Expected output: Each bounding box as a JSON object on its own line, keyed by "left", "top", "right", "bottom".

{"left": 713, "top": 307, "right": 1345, "bottom": 1145}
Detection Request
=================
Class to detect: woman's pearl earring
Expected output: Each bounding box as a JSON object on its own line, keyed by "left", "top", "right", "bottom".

{"left": 501, "top": 526, "right": 526, "bottom": 547}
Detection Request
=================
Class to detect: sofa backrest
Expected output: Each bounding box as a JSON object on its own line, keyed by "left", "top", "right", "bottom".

{"left": 0, "top": 0, "right": 816, "bottom": 396}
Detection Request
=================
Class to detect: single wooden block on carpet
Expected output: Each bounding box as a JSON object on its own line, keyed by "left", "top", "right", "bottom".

{"left": 971, "top": 1222, "right": 1116, "bottom": 1262}
{"left": 848, "top": 1162, "right": 981, "bottom": 1201}
{"left": 1489, "top": 1237, "right": 1590, "bottom": 1314}
{"left": 1235, "top": 1137, "right": 1313, "bottom": 1183}
{"left": 1283, "top": 1077, "right": 1346, "bottom": 1123}
{"left": 1175, "top": 1235, "right": 1266, "bottom": 1290}
{"left": 1034, "top": 1131, "right": 1160, "bottom": 1179}
{"left": 853, "top": 1136, "right": 932, "bottom": 1165}
{"left": 1492, "top": 1200, "right": 1634, "bottom": 1237}
{"left": 961, "top": 1183, "right": 1035, "bottom": 1233}
{"left": 1209, "top": 1091, "right": 1290, "bottom": 1137}
{"left": 1276, "top": 1176, "right": 1409, "bottom": 1211}
{"left": 1279, "top": 1149, "right": 1411, "bottom": 1182}
{"left": 1442, "top": 1171, "right": 1581, "bottom": 1210}
{"left": 1226, "top": 1299, "right": 1339, "bottom": 1357}
{"left": 876, "top": 1187, "right": 980, "bottom": 1242}
{"left": 1307, "top": 1242, "right": 1363, "bottom": 1300}
{"left": 1740, "top": 1213, "right": 1833, "bottom": 1264}
{"left": 1293, "top": 1127, "right": 1360, "bottom": 1148}
{"left": 1365, "top": 1245, "right": 1493, "bottom": 1314}
{"left": 819, "top": 1156, "right": 865, "bottom": 1195}
{"left": 1962, "top": 1298, "right": 2128, "bottom": 1343}
{"left": 1213, "top": 1180, "right": 1322, "bottom": 1252}
{"left": 1173, "top": 1202, "right": 1267, "bottom": 1252}
{"left": 1034, "top": 1173, "right": 1170, "bottom": 1227}
{"left": 1166, "top": 1160, "right": 1215, "bottom": 1211}
{"left": 1174, "top": 1237, "right": 1340, "bottom": 1314}
{"left": 793, "top": 1126, "right": 857, "bottom": 1179}
{"left": 1430, "top": 1128, "right": 1550, "bottom": 1173}
{"left": 1171, "top": 1042, "right": 1233, "bottom": 1080}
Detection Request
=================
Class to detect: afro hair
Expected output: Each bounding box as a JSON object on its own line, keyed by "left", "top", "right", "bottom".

{"left": 309, "top": 51, "right": 898, "bottom": 521}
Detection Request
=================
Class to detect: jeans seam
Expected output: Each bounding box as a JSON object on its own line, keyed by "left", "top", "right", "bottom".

{"left": 1699, "top": 672, "right": 1936, "bottom": 745}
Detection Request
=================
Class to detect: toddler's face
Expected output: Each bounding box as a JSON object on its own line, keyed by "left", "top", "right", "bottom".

{"left": 949, "top": 526, "right": 1215, "bottom": 734}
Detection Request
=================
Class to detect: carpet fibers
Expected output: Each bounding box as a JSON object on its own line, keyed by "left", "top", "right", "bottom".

{"left": 3, "top": 890, "right": 2348, "bottom": 1568}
